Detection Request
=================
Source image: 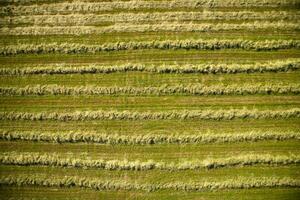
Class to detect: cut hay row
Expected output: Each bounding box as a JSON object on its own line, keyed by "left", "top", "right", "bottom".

{"left": 2, "top": 11, "right": 299, "bottom": 26}
{"left": 1, "top": 0, "right": 82, "bottom": 4}
{"left": 1, "top": 175, "right": 298, "bottom": 192}
{"left": 1, "top": 21, "right": 298, "bottom": 35}
{"left": 1, "top": 0, "right": 298, "bottom": 16}
{"left": 2, "top": 0, "right": 299, "bottom": 198}
{"left": 1, "top": 130, "right": 299, "bottom": 144}
{"left": 0, "top": 84, "right": 299, "bottom": 96}
{"left": 1, "top": 152, "right": 299, "bottom": 170}
{"left": 1, "top": 59, "right": 299, "bottom": 75}
{"left": 1, "top": 39, "right": 299, "bottom": 55}
{"left": 0, "top": 108, "right": 299, "bottom": 121}
{"left": 0, "top": 0, "right": 54, "bottom": 4}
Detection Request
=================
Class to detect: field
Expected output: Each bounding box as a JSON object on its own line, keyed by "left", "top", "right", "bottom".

{"left": 0, "top": 0, "right": 300, "bottom": 199}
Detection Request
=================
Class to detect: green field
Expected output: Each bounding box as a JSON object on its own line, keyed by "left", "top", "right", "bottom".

{"left": 0, "top": 0, "right": 300, "bottom": 199}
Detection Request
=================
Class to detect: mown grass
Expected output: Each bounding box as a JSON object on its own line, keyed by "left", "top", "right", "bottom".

{"left": 0, "top": 140, "right": 299, "bottom": 161}
{"left": 0, "top": 95, "right": 299, "bottom": 112}
{"left": 2, "top": 20, "right": 298, "bottom": 29}
{"left": 0, "top": 32, "right": 299, "bottom": 45}
{"left": 2, "top": 0, "right": 298, "bottom": 16}
{"left": 0, "top": 59, "right": 299, "bottom": 75}
{"left": 0, "top": 1, "right": 299, "bottom": 198}
{"left": 2, "top": 13, "right": 298, "bottom": 27}
{"left": 1, "top": 186, "right": 299, "bottom": 200}
{"left": 1, "top": 175, "right": 298, "bottom": 193}
{"left": 1, "top": 165, "right": 299, "bottom": 183}
{"left": 2, "top": 22, "right": 298, "bottom": 35}
{"left": 2, "top": 39, "right": 298, "bottom": 55}
{"left": 1, "top": 49, "right": 299, "bottom": 65}
{"left": 1, "top": 109, "right": 299, "bottom": 121}
{"left": 2, "top": 130, "right": 299, "bottom": 144}
{"left": 1, "top": 152, "right": 299, "bottom": 170}
{"left": 1, "top": 70, "right": 299, "bottom": 87}
{"left": 0, "top": 119, "right": 298, "bottom": 133}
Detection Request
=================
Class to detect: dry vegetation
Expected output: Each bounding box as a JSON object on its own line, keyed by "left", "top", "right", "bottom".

{"left": 1, "top": 83, "right": 299, "bottom": 96}
{"left": 1, "top": 130, "right": 299, "bottom": 144}
{"left": 2, "top": 11, "right": 299, "bottom": 26}
{"left": 1, "top": 152, "right": 299, "bottom": 170}
{"left": 0, "top": 59, "right": 299, "bottom": 75}
{"left": 1, "top": 0, "right": 298, "bottom": 16}
{"left": 1, "top": 39, "right": 299, "bottom": 55}
{"left": 1, "top": 175, "right": 299, "bottom": 192}
{"left": 0, "top": 0, "right": 299, "bottom": 198}
{"left": 1, "top": 108, "right": 299, "bottom": 121}
{"left": 1, "top": 21, "right": 299, "bottom": 35}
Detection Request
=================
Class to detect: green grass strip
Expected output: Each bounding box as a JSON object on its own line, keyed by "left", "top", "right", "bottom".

{"left": 0, "top": 119, "right": 297, "bottom": 133}
{"left": 1, "top": 49, "right": 297, "bottom": 65}
{"left": 1, "top": 186, "right": 299, "bottom": 200}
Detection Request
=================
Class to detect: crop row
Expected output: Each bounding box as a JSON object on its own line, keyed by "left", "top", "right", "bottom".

{"left": 1, "top": 59, "right": 299, "bottom": 75}
{"left": 1, "top": 0, "right": 298, "bottom": 15}
{"left": 1, "top": 130, "right": 299, "bottom": 144}
{"left": 1, "top": 175, "right": 298, "bottom": 192}
{"left": 1, "top": 21, "right": 299, "bottom": 35}
{"left": 1, "top": 84, "right": 299, "bottom": 96}
{"left": 2, "top": 11, "right": 299, "bottom": 26}
{"left": 1, "top": 39, "right": 299, "bottom": 55}
{"left": 0, "top": 108, "right": 299, "bottom": 121}
{"left": 1, "top": 152, "right": 299, "bottom": 170}
{"left": 0, "top": 0, "right": 55, "bottom": 4}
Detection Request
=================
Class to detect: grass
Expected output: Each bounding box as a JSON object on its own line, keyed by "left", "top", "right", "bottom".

{"left": 1, "top": 130, "right": 299, "bottom": 144}
{"left": 1, "top": 32, "right": 299, "bottom": 45}
{"left": 1, "top": 165, "right": 299, "bottom": 183}
{"left": 1, "top": 39, "right": 299, "bottom": 55}
{"left": 1, "top": 152, "right": 299, "bottom": 170}
{"left": 1, "top": 84, "right": 299, "bottom": 96}
{"left": 1, "top": 0, "right": 298, "bottom": 16}
{"left": 0, "top": 59, "right": 299, "bottom": 75}
{"left": 0, "top": 118, "right": 298, "bottom": 133}
{"left": 1, "top": 108, "right": 299, "bottom": 121}
{"left": 0, "top": 0, "right": 299, "bottom": 198}
{"left": 2, "top": 12, "right": 298, "bottom": 27}
{"left": 0, "top": 95, "right": 299, "bottom": 112}
{"left": 1, "top": 22, "right": 298, "bottom": 35}
{"left": 1, "top": 49, "right": 299, "bottom": 65}
{"left": 1, "top": 70, "right": 300, "bottom": 87}
{"left": 0, "top": 140, "right": 299, "bottom": 161}
{"left": 1, "top": 175, "right": 298, "bottom": 192}
{"left": 1, "top": 186, "right": 299, "bottom": 200}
